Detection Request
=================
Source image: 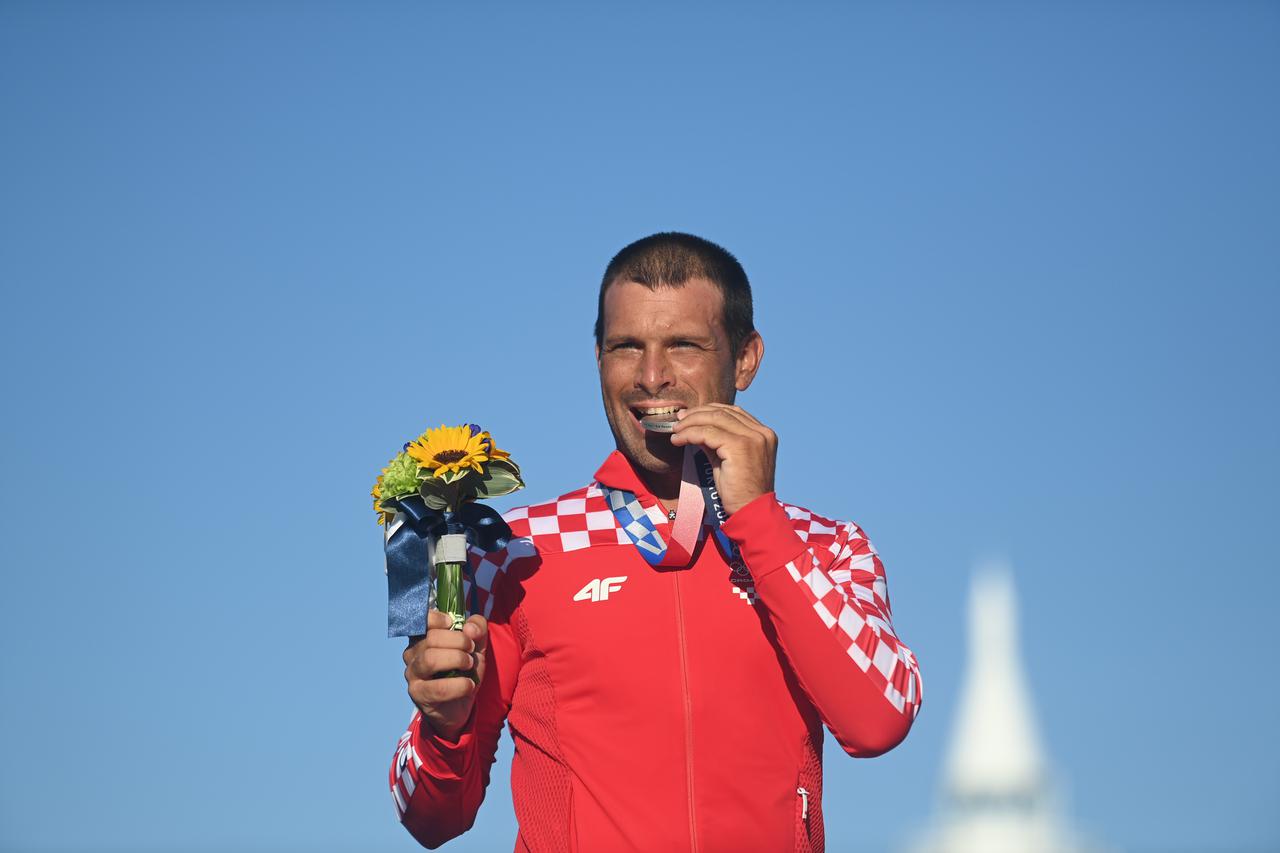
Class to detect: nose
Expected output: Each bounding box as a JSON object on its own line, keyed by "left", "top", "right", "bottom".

{"left": 636, "top": 346, "right": 673, "bottom": 396}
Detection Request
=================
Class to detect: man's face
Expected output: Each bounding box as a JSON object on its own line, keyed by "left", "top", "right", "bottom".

{"left": 596, "top": 277, "right": 759, "bottom": 478}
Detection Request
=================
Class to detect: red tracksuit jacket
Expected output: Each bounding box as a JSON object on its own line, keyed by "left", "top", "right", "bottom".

{"left": 390, "top": 451, "right": 922, "bottom": 852}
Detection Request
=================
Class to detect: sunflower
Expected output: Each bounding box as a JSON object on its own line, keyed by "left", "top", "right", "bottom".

{"left": 406, "top": 424, "right": 492, "bottom": 482}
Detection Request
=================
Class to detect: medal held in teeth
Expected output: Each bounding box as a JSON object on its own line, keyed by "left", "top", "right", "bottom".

{"left": 639, "top": 405, "right": 682, "bottom": 432}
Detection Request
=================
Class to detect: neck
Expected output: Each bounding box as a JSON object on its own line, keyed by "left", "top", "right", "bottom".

{"left": 639, "top": 468, "right": 681, "bottom": 513}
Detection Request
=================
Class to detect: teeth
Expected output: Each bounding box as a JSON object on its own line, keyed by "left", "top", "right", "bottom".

{"left": 639, "top": 406, "right": 680, "bottom": 416}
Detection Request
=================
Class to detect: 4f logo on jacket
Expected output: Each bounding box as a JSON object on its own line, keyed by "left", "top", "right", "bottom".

{"left": 573, "top": 576, "right": 627, "bottom": 603}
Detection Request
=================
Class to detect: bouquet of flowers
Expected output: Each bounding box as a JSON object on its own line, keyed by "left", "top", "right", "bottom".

{"left": 373, "top": 424, "right": 524, "bottom": 642}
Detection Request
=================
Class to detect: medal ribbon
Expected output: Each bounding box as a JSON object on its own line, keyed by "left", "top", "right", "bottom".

{"left": 603, "top": 446, "right": 745, "bottom": 572}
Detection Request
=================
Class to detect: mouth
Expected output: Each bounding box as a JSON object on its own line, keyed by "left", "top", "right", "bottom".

{"left": 629, "top": 405, "right": 685, "bottom": 433}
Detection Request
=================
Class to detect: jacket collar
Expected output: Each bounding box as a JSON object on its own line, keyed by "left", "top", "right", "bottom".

{"left": 595, "top": 450, "right": 717, "bottom": 569}
{"left": 593, "top": 450, "right": 657, "bottom": 502}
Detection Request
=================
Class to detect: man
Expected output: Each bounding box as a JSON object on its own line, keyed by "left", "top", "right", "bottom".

{"left": 390, "top": 233, "right": 922, "bottom": 851}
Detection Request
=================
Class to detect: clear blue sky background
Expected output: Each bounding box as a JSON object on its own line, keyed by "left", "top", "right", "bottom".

{"left": 2, "top": 3, "right": 1277, "bottom": 852}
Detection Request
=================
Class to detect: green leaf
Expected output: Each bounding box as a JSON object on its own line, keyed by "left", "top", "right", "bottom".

{"left": 421, "top": 491, "right": 449, "bottom": 511}
{"left": 474, "top": 463, "right": 525, "bottom": 499}
{"left": 489, "top": 458, "right": 522, "bottom": 476}
{"left": 440, "top": 467, "right": 476, "bottom": 486}
{"left": 382, "top": 486, "right": 418, "bottom": 501}
{"left": 418, "top": 478, "right": 451, "bottom": 498}
{"left": 454, "top": 480, "right": 479, "bottom": 505}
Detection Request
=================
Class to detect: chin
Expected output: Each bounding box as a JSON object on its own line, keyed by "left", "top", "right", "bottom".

{"left": 632, "top": 442, "right": 682, "bottom": 475}
{"left": 616, "top": 440, "right": 678, "bottom": 473}
{"left": 609, "top": 425, "right": 681, "bottom": 476}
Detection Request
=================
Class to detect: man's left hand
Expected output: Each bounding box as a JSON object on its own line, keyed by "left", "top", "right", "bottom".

{"left": 669, "top": 403, "right": 777, "bottom": 515}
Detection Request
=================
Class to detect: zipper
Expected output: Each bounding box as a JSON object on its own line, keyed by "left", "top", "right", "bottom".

{"left": 673, "top": 572, "right": 698, "bottom": 852}
{"left": 797, "top": 787, "right": 809, "bottom": 821}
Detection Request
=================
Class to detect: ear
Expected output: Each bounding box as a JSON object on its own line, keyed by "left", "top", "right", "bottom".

{"left": 734, "top": 332, "right": 764, "bottom": 392}
{"left": 594, "top": 343, "right": 601, "bottom": 365}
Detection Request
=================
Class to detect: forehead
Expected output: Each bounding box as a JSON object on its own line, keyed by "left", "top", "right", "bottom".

{"left": 601, "top": 277, "right": 726, "bottom": 338}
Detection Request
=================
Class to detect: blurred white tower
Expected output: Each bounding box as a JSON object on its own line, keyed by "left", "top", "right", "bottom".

{"left": 910, "top": 563, "right": 1100, "bottom": 853}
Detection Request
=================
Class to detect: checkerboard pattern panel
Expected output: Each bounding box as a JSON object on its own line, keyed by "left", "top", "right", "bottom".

{"left": 391, "top": 718, "right": 424, "bottom": 820}
{"left": 727, "top": 557, "right": 758, "bottom": 606}
{"left": 782, "top": 504, "right": 845, "bottom": 547}
{"left": 779, "top": 513, "right": 922, "bottom": 719}
{"left": 731, "top": 580, "right": 758, "bottom": 604}
{"left": 465, "top": 484, "right": 629, "bottom": 618}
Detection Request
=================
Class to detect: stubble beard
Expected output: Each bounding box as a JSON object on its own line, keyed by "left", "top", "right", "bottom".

{"left": 600, "top": 361, "right": 739, "bottom": 491}
{"left": 605, "top": 404, "right": 682, "bottom": 480}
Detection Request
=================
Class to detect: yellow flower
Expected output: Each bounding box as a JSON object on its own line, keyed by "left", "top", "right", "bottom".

{"left": 406, "top": 424, "right": 491, "bottom": 481}
{"left": 478, "top": 431, "right": 512, "bottom": 463}
{"left": 372, "top": 478, "right": 392, "bottom": 526}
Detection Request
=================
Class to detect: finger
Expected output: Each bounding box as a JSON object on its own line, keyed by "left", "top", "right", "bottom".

{"left": 669, "top": 423, "right": 730, "bottom": 450}
{"left": 679, "top": 402, "right": 753, "bottom": 419}
{"left": 701, "top": 403, "right": 767, "bottom": 432}
{"left": 405, "top": 629, "right": 473, "bottom": 668}
{"left": 463, "top": 615, "right": 489, "bottom": 655}
{"left": 687, "top": 404, "right": 771, "bottom": 439}
{"left": 407, "top": 645, "right": 474, "bottom": 680}
{"left": 424, "top": 628, "right": 475, "bottom": 652}
{"left": 425, "top": 610, "right": 454, "bottom": 631}
{"left": 421, "top": 647, "right": 476, "bottom": 676}
{"left": 711, "top": 404, "right": 777, "bottom": 450}
{"left": 677, "top": 407, "right": 775, "bottom": 454}
{"left": 410, "top": 675, "right": 477, "bottom": 707}
{"left": 404, "top": 635, "right": 425, "bottom": 666}
{"left": 670, "top": 419, "right": 754, "bottom": 452}
{"left": 674, "top": 407, "right": 759, "bottom": 439}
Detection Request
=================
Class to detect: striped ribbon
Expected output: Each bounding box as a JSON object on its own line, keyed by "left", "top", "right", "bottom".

{"left": 602, "top": 446, "right": 744, "bottom": 572}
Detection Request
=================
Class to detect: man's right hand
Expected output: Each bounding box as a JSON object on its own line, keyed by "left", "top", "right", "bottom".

{"left": 403, "top": 611, "right": 488, "bottom": 741}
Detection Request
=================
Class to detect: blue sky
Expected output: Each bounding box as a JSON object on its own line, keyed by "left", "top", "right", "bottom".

{"left": 1, "top": 2, "right": 1277, "bottom": 851}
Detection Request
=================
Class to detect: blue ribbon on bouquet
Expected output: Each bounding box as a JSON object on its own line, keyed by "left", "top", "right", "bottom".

{"left": 384, "top": 495, "right": 513, "bottom": 638}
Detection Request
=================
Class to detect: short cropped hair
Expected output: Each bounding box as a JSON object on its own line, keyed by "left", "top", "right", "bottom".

{"left": 594, "top": 232, "right": 756, "bottom": 356}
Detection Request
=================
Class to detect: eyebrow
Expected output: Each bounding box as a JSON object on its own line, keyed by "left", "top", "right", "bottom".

{"left": 602, "top": 331, "right": 717, "bottom": 347}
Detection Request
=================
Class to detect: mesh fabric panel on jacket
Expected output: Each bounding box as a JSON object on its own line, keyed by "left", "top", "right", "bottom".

{"left": 508, "top": 607, "right": 572, "bottom": 852}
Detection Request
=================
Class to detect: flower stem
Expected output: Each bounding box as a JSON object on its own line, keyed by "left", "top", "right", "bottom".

{"left": 433, "top": 560, "right": 477, "bottom": 681}
{"left": 436, "top": 561, "right": 466, "bottom": 631}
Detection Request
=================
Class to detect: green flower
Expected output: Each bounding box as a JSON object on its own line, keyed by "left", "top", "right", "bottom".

{"left": 379, "top": 451, "right": 422, "bottom": 500}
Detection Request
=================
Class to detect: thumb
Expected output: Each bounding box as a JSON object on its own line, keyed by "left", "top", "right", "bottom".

{"left": 464, "top": 614, "right": 488, "bottom": 684}
{"left": 463, "top": 614, "right": 489, "bottom": 656}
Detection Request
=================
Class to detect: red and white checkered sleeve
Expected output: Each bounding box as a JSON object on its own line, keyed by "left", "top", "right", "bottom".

{"left": 721, "top": 493, "right": 922, "bottom": 758}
